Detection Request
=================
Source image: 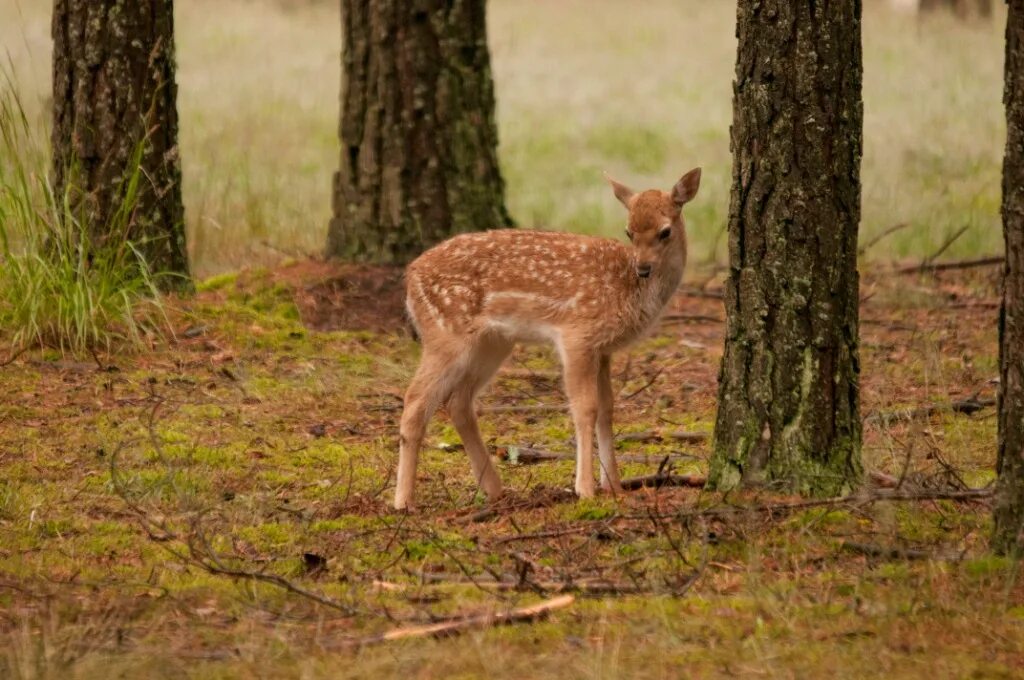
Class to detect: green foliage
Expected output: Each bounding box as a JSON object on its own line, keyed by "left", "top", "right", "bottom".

{"left": 0, "top": 75, "right": 172, "bottom": 356}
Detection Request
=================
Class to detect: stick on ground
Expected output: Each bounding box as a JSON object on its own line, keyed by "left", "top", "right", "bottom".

{"left": 619, "top": 473, "right": 707, "bottom": 491}
{"left": 355, "top": 594, "right": 574, "bottom": 646}
{"left": 895, "top": 255, "right": 1003, "bottom": 275}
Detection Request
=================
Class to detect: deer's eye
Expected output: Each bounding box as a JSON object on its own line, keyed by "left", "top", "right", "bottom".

{"left": 658, "top": 227, "right": 672, "bottom": 241}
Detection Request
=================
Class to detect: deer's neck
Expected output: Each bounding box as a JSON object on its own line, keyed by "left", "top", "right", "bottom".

{"left": 654, "top": 236, "right": 687, "bottom": 302}
{"left": 632, "top": 238, "right": 686, "bottom": 331}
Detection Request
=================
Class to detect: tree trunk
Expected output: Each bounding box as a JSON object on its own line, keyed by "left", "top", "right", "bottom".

{"left": 993, "top": 0, "right": 1024, "bottom": 556}
{"left": 709, "top": 0, "right": 864, "bottom": 497}
{"left": 326, "top": 0, "right": 512, "bottom": 264}
{"left": 51, "top": 0, "right": 189, "bottom": 283}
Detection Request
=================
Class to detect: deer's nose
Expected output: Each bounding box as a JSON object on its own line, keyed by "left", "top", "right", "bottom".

{"left": 636, "top": 263, "right": 653, "bottom": 278}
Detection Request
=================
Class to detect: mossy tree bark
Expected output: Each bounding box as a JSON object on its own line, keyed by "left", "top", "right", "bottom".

{"left": 51, "top": 0, "right": 189, "bottom": 283}
{"left": 709, "top": 0, "right": 864, "bottom": 497}
{"left": 327, "top": 0, "right": 512, "bottom": 263}
{"left": 993, "top": 0, "right": 1024, "bottom": 556}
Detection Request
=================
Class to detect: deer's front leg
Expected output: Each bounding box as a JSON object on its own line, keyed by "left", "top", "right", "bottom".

{"left": 563, "top": 346, "right": 599, "bottom": 498}
{"left": 596, "top": 355, "right": 621, "bottom": 493}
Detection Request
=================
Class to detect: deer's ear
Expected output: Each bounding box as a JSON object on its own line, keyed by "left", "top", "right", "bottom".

{"left": 672, "top": 167, "right": 702, "bottom": 207}
{"left": 604, "top": 173, "right": 634, "bottom": 209}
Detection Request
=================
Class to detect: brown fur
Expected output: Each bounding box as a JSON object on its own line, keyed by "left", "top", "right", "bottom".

{"left": 394, "top": 169, "right": 701, "bottom": 509}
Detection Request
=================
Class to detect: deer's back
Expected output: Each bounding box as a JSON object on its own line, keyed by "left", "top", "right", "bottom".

{"left": 405, "top": 230, "right": 648, "bottom": 346}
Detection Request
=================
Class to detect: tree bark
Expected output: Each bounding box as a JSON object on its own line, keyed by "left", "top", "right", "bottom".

{"left": 993, "top": 0, "right": 1024, "bottom": 556}
{"left": 326, "top": 0, "right": 512, "bottom": 264}
{"left": 709, "top": 0, "right": 864, "bottom": 497}
{"left": 51, "top": 0, "right": 189, "bottom": 283}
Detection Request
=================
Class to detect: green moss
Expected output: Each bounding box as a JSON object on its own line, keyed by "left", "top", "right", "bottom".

{"left": 962, "top": 556, "right": 1013, "bottom": 579}
{"left": 197, "top": 271, "right": 238, "bottom": 292}
{"left": 237, "top": 523, "right": 295, "bottom": 551}
{"left": 567, "top": 498, "right": 616, "bottom": 521}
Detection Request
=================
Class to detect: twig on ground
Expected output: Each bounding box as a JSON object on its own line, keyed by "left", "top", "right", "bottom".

{"left": 380, "top": 576, "right": 644, "bottom": 595}
{"left": 186, "top": 534, "right": 359, "bottom": 616}
{"left": 621, "top": 367, "right": 664, "bottom": 400}
{"left": 866, "top": 397, "right": 996, "bottom": 426}
{"left": 0, "top": 344, "right": 28, "bottom": 367}
{"left": 840, "top": 541, "right": 936, "bottom": 561}
{"left": 947, "top": 300, "right": 1001, "bottom": 309}
{"left": 106, "top": 395, "right": 364, "bottom": 618}
{"left": 920, "top": 224, "right": 970, "bottom": 268}
{"left": 496, "top": 446, "right": 699, "bottom": 466}
{"left": 867, "top": 470, "right": 900, "bottom": 489}
{"left": 481, "top": 403, "right": 564, "bottom": 414}
{"left": 351, "top": 595, "right": 574, "bottom": 646}
{"left": 858, "top": 222, "right": 911, "bottom": 255}
{"left": 895, "top": 255, "right": 1003, "bottom": 275}
{"left": 619, "top": 473, "right": 706, "bottom": 491}
{"left": 630, "top": 486, "right": 994, "bottom": 522}
{"left": 494, "top": 526, "right": 598, "bottom": 544}
{"left": 616, "top": 430, "right": 708, "bottom": 444}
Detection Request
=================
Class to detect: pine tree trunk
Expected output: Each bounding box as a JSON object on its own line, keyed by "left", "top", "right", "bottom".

{"left": 993, "top": 0, "right": 1024, "bottom": 556}
{"left": 326, "top": 0, "right": 512, "bottom": 264}
{"left": 51, "top": 0, "right": 189, "bottom": 282}
{"left": 709, "top": 0, "right": 864, "bottom": 497}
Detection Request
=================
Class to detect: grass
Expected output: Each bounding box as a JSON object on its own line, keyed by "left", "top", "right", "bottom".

{"left": 0, "top": 263, "right": 1019, "bottom": 678}
{"left": 0, "top": 0, "right": 1008, "bottom": 277}
{"left": 0, "top": 73, "right": 170, "bottom": 356}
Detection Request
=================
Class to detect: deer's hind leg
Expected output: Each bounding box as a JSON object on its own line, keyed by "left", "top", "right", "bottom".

{"left": 396, "top": 345, "right": 466, "bottom": 510}
{"left": 446, "top": 334, "right": 513, "bottom": 501}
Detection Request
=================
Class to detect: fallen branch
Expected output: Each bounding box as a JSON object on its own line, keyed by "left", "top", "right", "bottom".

{"left": 189, "top": 549, "right": 358, "bottom": 616}
{"left": 895, "top": 255, "right": 1003, "bottom": 275}
{"left": 0, "top": 344, "right": 28, "bottom": 367}
{"left": 494, "top": 526, "right": 595, "bottom": 544}
{"left": 921, "top": 224, "right": 970, "bottom": 267}
{"left": 867, "top": 470, "right": 900, "bottom": 489}
{"left": 858, "top": 221, "right": 911, "bottom": 255}
{"left": 108, "top": 406, "right": 362, "bottom": 618}
{"left": 497, "top": 446, "right": 699, "bottom": 466}
{"left": 840, "top": 541, "right": 935, "bottom": 561}
{"left": 482, "top": 403, "right": 564, "bottom": 414}
{"left": 619, "top": 473, "right": 706, "bottom": 491}
{"left": 616, "top": 430, "right": 708, "bottom": 444}
{"left": 633, "top": 486, "right": 994, "bottom": 522}
{"left": 622, "top": 367, "right": 664, "bottom": 399}
{"left": 354, "top": 594, "right": 574, "bottom": 645}
{"left": 496, "top": 447, "right": 568, "bottom": 464}
{"left": 947, "top": 300, "right": 1001, "bottom": 309}
{"left": 866, "top": 397, "right": 995, "bottom": 426}
{"left": 404, "top": 575, "right": 644, "bottom": 595}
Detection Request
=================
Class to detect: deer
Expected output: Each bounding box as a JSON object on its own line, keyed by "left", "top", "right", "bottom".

{"left": 394, "top": 168, "right": 701, "bottom": 510}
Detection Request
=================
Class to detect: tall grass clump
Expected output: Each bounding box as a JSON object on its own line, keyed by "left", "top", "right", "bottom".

{"left": 0, "top": 77, "right": 171, "bottom": 357}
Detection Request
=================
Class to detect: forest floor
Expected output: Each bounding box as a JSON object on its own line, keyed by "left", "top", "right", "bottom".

{"left": 1, "top": 260, "right": 1021, "bottom": 678}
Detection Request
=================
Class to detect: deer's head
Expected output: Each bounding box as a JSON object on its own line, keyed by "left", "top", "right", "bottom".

{"left": 606, "top": 168, "right": 701, "bottom": 279}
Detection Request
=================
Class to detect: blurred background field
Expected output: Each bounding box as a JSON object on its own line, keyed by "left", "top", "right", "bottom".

{"left": 1, "top": 0, "right": 1007, "bottom": 278}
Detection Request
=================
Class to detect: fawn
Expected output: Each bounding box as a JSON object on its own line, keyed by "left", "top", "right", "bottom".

{"left": 394, "top": 169, "right": 701, "bottom": 509}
